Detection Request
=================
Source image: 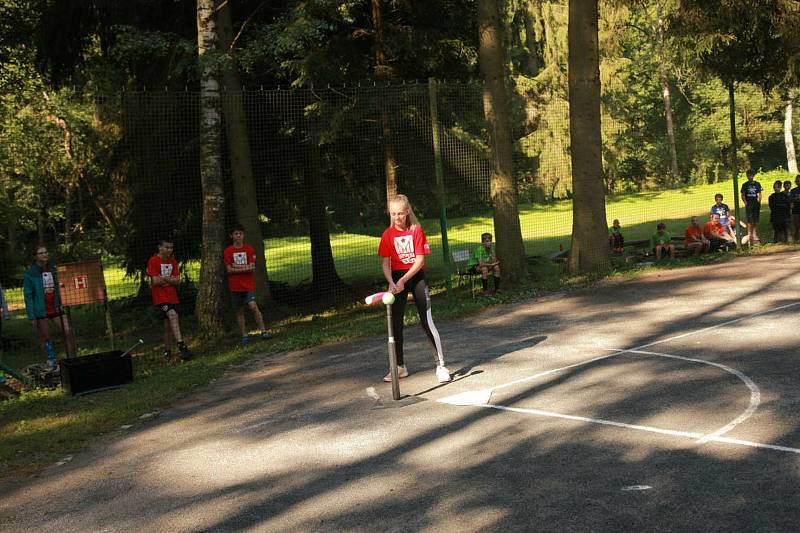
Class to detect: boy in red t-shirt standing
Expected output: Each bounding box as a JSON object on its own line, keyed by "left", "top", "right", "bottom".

{"left": 147, "top": 239, "right": 193, "bottom": 361}
{"left": 224, "top": 224, "right": 271, "bottom": 346}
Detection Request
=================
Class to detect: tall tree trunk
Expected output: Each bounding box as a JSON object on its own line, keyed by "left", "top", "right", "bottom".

{"left": 305, "top": 131, "right": 349, "bottom": 302}
{"left": 785, "top": 90, "right": 798, "bottom": 174}
{"left": 64, "top": 185, "right": 73, "bottom": 249}
{"left": 196, "top": 0, "right": 227, "bottom": 333}
{"left": 478, "top": 0, "right": 528, "bottom": 282}
{"left": 216, "top": 0, "right": 273, "bottom": 304}
{"left": 656, "top": 0, "right": 680, "bottom": 184}
{"left": 523, "top": 2, "right": 540, "bottom": 76}
{"left": 371, "top": 0, "right": 398, "bottom": 200}
{"left": 567, "top": 0, "right": 610, "bottom": 273}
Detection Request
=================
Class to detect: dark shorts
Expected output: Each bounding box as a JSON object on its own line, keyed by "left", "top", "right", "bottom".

{"left": 155, "top": 303, "right": 178, "bottom": 319}
{"left": 467, "top": 265, "right": 479, "bottom": 275}
{"left": 230, "top": 291, "right": 256, "bottom": 310}
{"left": 745, "top": 202, "right": 761, "bottom": 223}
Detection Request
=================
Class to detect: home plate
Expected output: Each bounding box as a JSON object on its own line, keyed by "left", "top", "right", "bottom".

{"left": 438, "top": 389, "right": 493, "bottom": 406}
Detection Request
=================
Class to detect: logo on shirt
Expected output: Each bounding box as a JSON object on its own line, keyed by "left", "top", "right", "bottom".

{"left": 160, "top": 264, "right": 173, "bottom": 277}
{"left": 42, "top": 272, "right": 55, "bottom": 293}
{"left": 393, "top": 235, "right": 416, "bottom": 264}
{"left": 233, "top": 252, "right": 248, "bottom": 265}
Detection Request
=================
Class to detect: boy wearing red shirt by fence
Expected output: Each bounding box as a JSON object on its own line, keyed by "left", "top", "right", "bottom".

{"left": 224, "top": 224, "right": 271, "bottom": 346}
{"left": 148, "top": 239, "right": 193, "bottom": 361}
{"left": 684, "top": 216, "right": 710, "bottom": 256}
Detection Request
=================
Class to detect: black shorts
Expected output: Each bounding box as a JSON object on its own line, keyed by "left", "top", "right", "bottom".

{"left": 155, "top": 303, "right": 178, "bottom": 319}
{"left": 745, "top": 202, "right": 761, "bottom": 223}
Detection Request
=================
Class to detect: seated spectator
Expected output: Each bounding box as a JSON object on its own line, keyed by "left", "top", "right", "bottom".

{"left": 768, "top": 179, "right": 790, "bottom": 243}
{"left": 650, "top": 223, "right": 675, "bottom": 260}
{"left": 710, "top": 193, "right": 731, "bottom": 228}
{"left": 704, "top": 213, "right": 736, "bottom": 251}
{"left": 608, "top": 219, "right": 624, "bottom": 253}
{"left": 726, "top": 214, "right": 746, "bottom": 244}
{"left": 684, "top": 216, "right": 710, "bottom": 256}
{"left": 467, "top": 232, "right": 501, "bottom": 296}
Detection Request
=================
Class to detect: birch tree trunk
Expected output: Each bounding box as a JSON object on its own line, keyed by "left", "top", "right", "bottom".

{"left": 196, "top": 0, "right": 227, "bottom": 333}
{"left": 785, "top": 90, "right": 798, "bottom": 174}
{"left": 217, "top": 0, "right": 272, "bottom": 304}
{"left": 656, "top": 0, "right": 680, "bottom": 184}
{"left": 568, "top": 0, "right": 610, "bottom": 273}
{"left": 478, "top": 0, "right": 528, "bottom": 282}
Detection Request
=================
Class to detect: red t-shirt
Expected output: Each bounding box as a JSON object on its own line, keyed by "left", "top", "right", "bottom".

{"left": 378, "top": 225, "right": 431, "bottom": 271}
{"left": 147, "top": 255, "right": 180, "bottom": 305}
{"left": 684, "top": 226, "right": 704, "bottom": 247}
{"left": 224, "top": 244, "right": 256, "bottom": 292}
{"left": 42, "top": 265, "right": 57, "bottom": 315}
{"left": 703, "top": 221, "right": 725, "bottom": 238}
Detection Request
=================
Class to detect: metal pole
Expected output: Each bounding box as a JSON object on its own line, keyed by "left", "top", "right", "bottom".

{"left": 385, "top": 302, "right": 400, "bottom": 400}
{"left": 429, "top": 78, "right": 452, "bottom": 295}
{"left": 104, "top": 295, "right": 115, "bottom": 350}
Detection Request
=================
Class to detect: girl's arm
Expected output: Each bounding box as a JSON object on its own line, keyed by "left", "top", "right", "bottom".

{"left": 394, "top": 254, "right": 425, "bottom": 293}
{"left": 382, "top": 257, "right": 397, "bottom": 293}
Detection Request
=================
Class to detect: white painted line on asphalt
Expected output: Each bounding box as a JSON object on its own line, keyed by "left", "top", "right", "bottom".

{"left": 438, "top": 300, "right": 800, "bottom": 454}
{"left": 612, "top": 349, "right": 760, "bottom": 443}
{"left": 621, "top": 485, "right": 652, "bottom": 491}
{"left": 477, "top": 403, "right": 800, "bottom": 455}
{"left": 233, "top": 419, "right": 275, "bottom": 433}
{"left": 460, "top": 300, "right": 800, "bottom": 399}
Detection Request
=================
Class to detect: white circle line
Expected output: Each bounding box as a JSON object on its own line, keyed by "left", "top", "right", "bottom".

{"left": 474, "top": 403, "right": 800, "bottom": 455}
{"left": 610, "top": 349, "right": 760, "bottom": 443}
{"left": 485, "top": 300, "right": 800, "bottom": 395}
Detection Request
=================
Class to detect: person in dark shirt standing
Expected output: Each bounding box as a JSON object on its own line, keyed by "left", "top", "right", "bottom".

{"left": 768, "top": 180, "right": 790, "bottom": 243}
{"left": 789, "top": 175, "right": 800, "bottom": 242}
{"left": 740, "top": 169, "right": 762, "bottom": 245}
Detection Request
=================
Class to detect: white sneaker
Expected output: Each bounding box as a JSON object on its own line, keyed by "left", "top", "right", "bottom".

{"left": 383, "top": 365, "right": 408, "bottom": 382}
{"left": 436, "top": 365, "right": 451, "bottom": 383}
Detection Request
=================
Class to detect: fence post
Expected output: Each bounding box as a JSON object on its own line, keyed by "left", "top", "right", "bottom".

{"left": 428, "top": 78, "right": 452, "bottom": 295}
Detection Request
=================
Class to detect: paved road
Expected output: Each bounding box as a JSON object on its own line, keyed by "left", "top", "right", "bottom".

{"left": 2, "top": 250, "right": 800, "bottom": 531}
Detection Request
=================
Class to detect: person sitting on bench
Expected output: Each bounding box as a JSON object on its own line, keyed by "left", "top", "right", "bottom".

{"left": 650, "top": 223, "right": 675, "bottom": 260}
{"left": 467, "top": 232, "right": 501, "bottom": 296}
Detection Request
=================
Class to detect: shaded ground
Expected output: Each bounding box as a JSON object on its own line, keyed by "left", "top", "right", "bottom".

{"left": 2, "top": 249, "right": 800, "bottom": 531}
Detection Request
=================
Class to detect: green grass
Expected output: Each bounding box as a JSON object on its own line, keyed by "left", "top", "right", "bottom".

{"left": 1, "top": 173, "right": 795, "bottom": 478}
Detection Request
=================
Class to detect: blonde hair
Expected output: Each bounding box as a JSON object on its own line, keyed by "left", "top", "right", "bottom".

{"left": 387, "top": 194, "right": 420, "bottom": 229}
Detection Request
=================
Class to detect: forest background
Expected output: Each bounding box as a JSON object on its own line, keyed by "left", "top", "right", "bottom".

{"left": 1, "top": 0, "right": 799, "bottom": 335}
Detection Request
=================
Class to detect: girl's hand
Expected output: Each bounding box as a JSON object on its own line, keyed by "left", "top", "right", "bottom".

{"left": 393, "top": 280, "right": 405, "bottom": 293}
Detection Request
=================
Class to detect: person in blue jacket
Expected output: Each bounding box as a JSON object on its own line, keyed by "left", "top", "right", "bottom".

{"left": 23, "top": 245, "right": 75, "bottom": 368}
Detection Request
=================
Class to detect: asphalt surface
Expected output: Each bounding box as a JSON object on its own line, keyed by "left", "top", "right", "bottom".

{"left": 2, "top": 249, "right": 800, "bottom": 532}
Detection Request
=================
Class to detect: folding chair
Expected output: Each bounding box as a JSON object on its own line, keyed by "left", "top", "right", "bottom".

{"left": 451, "top": 249, "right": 478, "bottom": 298}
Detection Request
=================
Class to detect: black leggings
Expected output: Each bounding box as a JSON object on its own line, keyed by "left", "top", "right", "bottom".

{"left": 391, "top": 270, "right": 444, "bottom": 367}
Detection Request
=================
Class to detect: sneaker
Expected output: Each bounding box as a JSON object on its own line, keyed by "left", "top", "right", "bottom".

{"left": 177, "top": 342, "right": 194, "bottom": 361}
{"left": 436, "top": 365, "right": 451, "bottom": 383}
{"left": 162, "top": 349, "right": 172, "bottom": 360}
{"left": 241, "top": 336, "right": 250, "bottom": 346}
{"left": 260, "top": 331, "right": 273, "bottom": 340}
{"left": 383, "top": 365, "right": 409, "bottom": 382}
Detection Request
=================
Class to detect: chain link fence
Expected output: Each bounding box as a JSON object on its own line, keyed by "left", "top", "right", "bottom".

{"left": 0, "top": 81, "right": 796, "bottom": 317}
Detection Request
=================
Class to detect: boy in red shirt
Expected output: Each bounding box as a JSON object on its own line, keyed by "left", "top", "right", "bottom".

{"left": 224, "top": 224, "right": 271, "bottom": 345}
{"left": 684, "top": 216, "right": 710, "bottom": 256}
{"left": 147, "top": 239, "right": 193, "bottom": 360}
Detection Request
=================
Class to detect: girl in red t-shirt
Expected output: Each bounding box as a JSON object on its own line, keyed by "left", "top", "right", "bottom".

{"left": 377, "top": 195, "right": 450, "bottom": 384}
